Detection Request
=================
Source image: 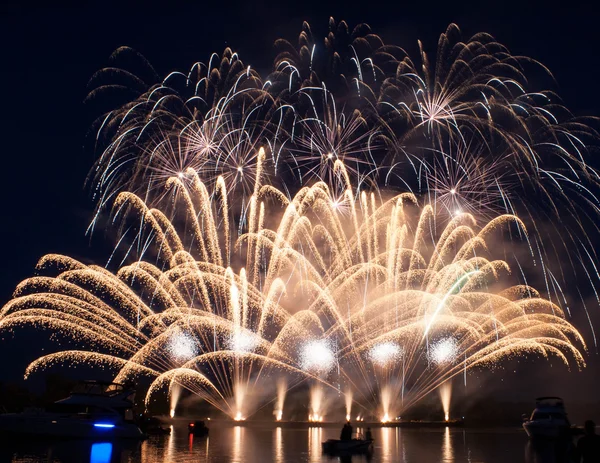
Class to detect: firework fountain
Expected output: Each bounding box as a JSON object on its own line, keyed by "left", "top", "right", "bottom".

{"left": 0, "top": 165, "right": 587, "bottom": 420}
{"left": 1, "top": 20, "right": 598, "bottom": 422}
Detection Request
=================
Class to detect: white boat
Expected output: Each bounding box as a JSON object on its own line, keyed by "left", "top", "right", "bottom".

{"left": 0, "top": 381, "right": 145, "bottom": 439}
{"left": 522, "top": 396, "right": 571, "bottom": 439}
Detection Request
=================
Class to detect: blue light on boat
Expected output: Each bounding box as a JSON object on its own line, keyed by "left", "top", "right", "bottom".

{"left": 93, "top": 423, "right": 115, "bottom": 429}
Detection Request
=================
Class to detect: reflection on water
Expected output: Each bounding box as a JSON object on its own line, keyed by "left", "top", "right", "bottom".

{"left": 441, "top": 426, "right": 454, "bottom": 462}
{"left": 90, "top": 443, "right": 112, "bottom": 463}
{"left": 525, "top": 438, "right": 578, "bottom": 463}
{"left": 380, "top": 427, "right": 391, "bottom": 463}
{"left": 4, "top": 424, "right": 570, "bottom": 463}
{"left": 166, "top": 425, "right": 176, "bottom": 461}
{"left": 308, "top": 426, "right": 322, "bottom": 463}
{"left": 232, "top": 426, "right": 242, "bottom": 462}
{"left": 274, "top": 426, "right": 283, "bottom": 463}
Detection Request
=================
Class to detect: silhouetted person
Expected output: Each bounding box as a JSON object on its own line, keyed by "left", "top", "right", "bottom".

{"left": 340, "top": 422, "right": 348, "bottom": 440}
{"left": 340, "top": 421, "right": 352, "bottom": 441}
{"left": 365, "top": 427, "right": 373, "bottom": 441}
{"left": 577, "top": 420, "right": 600, "bottom": 463}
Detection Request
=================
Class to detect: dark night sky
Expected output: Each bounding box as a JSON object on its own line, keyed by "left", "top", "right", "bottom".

{"left": 0, "top": 0, "right": 599, "bottom": 409}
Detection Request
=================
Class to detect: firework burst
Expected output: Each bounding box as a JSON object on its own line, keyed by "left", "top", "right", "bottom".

{"left": 1, "top": 19, "right": 597, "bottom": 421}
{"left": 87, "top": 22, "right": 599, "bottom": 228}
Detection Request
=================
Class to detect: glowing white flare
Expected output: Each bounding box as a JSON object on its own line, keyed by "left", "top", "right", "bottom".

{"left": 228, "top": 331, "right": 258, "bottom": 353}
{"left": 429, "top": 338, "right": 459, "bottom": 366}
{"left": 167, "top": 332, "right": 197, "bottom": 361}
{"left": 369, "top": 342, "right": 403, "bottom": 366}
{"left": 300, "top": 340, "right": 335, "bottom": 374}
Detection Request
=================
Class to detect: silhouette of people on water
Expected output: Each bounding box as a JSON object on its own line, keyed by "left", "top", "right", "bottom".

{"left": 340, "top": 421, "right": 353, "bottom": 441}
{"left": 577, "top": 420, "right": 600, "bottom": 463}
{"left": 365, "top": 427, "right": 373, "bottom": 441}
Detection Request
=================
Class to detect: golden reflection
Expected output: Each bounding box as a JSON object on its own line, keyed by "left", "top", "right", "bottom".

{"left": 274, "top": 426, "right": 283, "bottom": 463}
{"left": 442, "top": 426, "right": 454, "bottom": 461}
{"left": 308, "top": 426, "right": 322, "bottom": 463}
{"left": 232, "top": 426, "right": 243, "bottom": 463}
{"left": 381, "top": 426, "right": 392, "bottom": 463}
{"left": 355, "top": 426, "right": 363, "bottom": 439}
{"left": 166, "top": 424, "right": 176, "bottom": 461}
{"left": 400, "top": 428, "right": 407, "bottom": 461}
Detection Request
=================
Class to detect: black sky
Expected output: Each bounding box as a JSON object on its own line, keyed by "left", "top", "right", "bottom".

{"left": 1, "top": 0, "right": 599, "bottom": 406}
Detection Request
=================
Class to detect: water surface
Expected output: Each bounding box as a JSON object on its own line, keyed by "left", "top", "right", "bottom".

{"left": 3, "top": 424, "right": 569, "bottom": 463}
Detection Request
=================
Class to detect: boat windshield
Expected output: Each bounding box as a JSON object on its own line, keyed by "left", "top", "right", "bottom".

{"left": 531, "top": 411, "right": 566, "bottom": 420}
{"left": 535, "top": 397, "right": 564, "bottom": 408}
{"left": 46, "top": 403, "right": 118, "bottom": 416}
{"left": 70, "top": 382, "right": 125, "bottom": 397}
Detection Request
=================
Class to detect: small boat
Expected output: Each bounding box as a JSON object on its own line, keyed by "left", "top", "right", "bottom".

{"left": 0, "top": 380, "right": 144, "bottom": 439}
{"left": 322, "top": 438, "right": 373, "bottom": 454}
{"left": 522, "top": 397, "right": 571, "bottom": 439}
{"left": 188, "top": 420, "right": 209, "bottom": 436}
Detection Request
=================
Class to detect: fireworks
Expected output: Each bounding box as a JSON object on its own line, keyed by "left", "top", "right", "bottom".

{"left": 0, "top": 169, "right": 586, "bottom": 419}
{"left": 228, "top": 331, "right": 259, "bottom": 353}
{"left": 369, "top": 342, "right": 403, "bottom": 367}
{"left": 1, "top": 19, "right": 598, "bottom": 421}
{"left": 300, "top": 340, "right": 336, "bottom": 375}
{"left": 428, "top": 338, "right": 459, "bottom": 366}
{"left": 167, "top": 331, "right": 198, "bottom": 362}
{"left": 87, "top": 21, "right": 599, "bottom": 235}
{"left": 84, "top": 20, "right": 600, "bottom": 346}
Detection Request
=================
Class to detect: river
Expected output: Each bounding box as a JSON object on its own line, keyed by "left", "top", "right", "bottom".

{"left": 2, "top": 424, "right": 573, "bottom": 462}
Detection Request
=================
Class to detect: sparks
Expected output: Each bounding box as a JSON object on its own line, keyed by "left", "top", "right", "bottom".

{"left": 1, "top": 19, "right": 595, "bottom": 424}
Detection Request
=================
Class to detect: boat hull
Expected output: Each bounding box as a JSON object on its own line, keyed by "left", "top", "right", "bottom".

{"left": 523, "top": 421, "right": 570, "bottom": 439}
{"left": 322, "top": 439, "right": 373, "bottom": 454}
{"left": 0, "top": 413, "right": 145, "bottom": 439}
